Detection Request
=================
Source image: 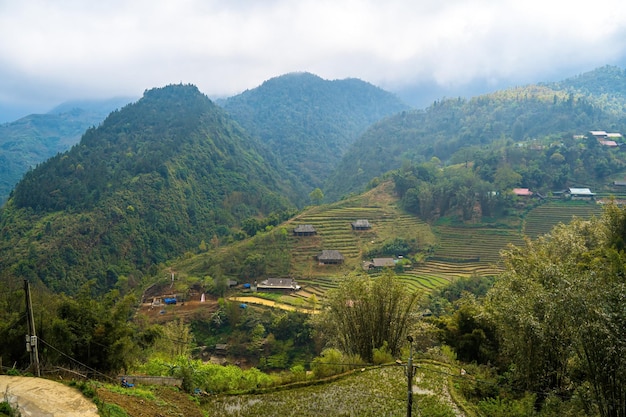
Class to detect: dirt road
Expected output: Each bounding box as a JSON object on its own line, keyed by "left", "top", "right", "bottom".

{"left": 0, "top": 376, "right": 99, "bottom": 417}
{"left": 229, "top": 296, "right": 318, "bottom": 313}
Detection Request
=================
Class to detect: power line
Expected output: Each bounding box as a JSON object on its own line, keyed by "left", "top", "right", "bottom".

{"left": 37, "top": 337, "right": 116, "bottom": 382}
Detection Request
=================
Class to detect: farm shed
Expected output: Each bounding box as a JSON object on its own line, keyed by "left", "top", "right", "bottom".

{"left": 351, "top": 219, "right": 371, "bottom": 230}
{"left": 365, "top": 258, "right": 396, "bottom": 270}
{"left": 214, "top": 344, "right": 229, "bottom": 355}
{"left": 293, "top": 224, "right": 317, "bottom": 236}
{"left": 316, "top": 250, "right": 344, "bottom": 265}
{"left": 567, "top": 188, "right": 595, "bottom": 200}
{"left": 257, "top": 278, "right": 301, "bottom": 291}
{"left": 512, "top": 188, "right": 533, "bottom": 197}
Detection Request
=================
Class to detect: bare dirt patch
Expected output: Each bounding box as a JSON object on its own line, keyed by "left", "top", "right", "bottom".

{"left": 0, "top": 375, "right": 99, "bottom": 417}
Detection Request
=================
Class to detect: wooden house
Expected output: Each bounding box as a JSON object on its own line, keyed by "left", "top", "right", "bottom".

{"left": 365, "top": 257, "right": 395, "bottom": 270}
{"left": 316, "top": 250, "right": 344, "bottom": 265}
{"left": 351, "top": 219, "right": 371, "bottom": 230}
{"left": 293, "top": 224, "right": 317, "bottom": 236}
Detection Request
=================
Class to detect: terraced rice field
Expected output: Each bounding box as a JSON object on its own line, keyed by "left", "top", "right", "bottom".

{"left": 285, "top": 200, "right": 607, "bottom": 301}
{"left": 287, "top": 205, "right": 433, "bottom": 276}
{"left": 432, "top": 224, "right": 524, "bottom": 267}
{"left": 523, "top": 201, "right": 603, "bottom": 239}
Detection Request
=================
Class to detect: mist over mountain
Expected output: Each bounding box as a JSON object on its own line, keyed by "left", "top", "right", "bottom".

{"left": 2, "top": 66, "right": 626, "bottom": 294}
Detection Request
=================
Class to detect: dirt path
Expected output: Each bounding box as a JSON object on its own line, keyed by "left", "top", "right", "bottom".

{"left": 0, "top": 376, "right": 99, "bottom": 417}
{"left": 228, "top": 296, "right": 318, "bottom": 313}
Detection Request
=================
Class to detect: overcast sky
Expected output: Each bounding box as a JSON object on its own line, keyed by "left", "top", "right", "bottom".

{"left": 2, "top": 0, "right": 626, "bottom": 121}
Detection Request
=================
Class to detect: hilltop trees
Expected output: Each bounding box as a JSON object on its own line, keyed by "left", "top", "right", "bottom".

{"left": 317, "top": 271, "right": 420, "bottom": 363}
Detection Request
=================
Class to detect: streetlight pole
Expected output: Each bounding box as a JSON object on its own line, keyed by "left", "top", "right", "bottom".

{"left": 406, "top": 335, "right": 414, "bottom": 417}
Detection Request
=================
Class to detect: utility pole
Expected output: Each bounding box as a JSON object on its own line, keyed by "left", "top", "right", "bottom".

{"left": 406, "top": 335, "right": 414, "bottom": 417}
{"left": 24, "top": 279, "right": 40, "bottom": 377}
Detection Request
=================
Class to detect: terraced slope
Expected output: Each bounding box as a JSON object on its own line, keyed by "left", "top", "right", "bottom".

{"left": 287, "top": 205, "right": 433, "bottom": 295}
{"left": 176, "top": 184, "right": 612, "bottom": 308}
{"left": 523, "top": 201, "right": 603, "bottom": 239}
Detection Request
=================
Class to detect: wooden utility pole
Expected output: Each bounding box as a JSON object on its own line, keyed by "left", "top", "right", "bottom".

{"left": 24, "top": 279, "right": 41, "bottom": 377}
{"left": 406, "top": 335, "right": 414, "bottom": 417}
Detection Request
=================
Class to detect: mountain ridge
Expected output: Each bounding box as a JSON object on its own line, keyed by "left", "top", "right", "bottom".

{"left": 1, "top": 84, "right": 297, "bottom": 293}
{"left": 221, "top": 72, "right": 410, "bottom": 190}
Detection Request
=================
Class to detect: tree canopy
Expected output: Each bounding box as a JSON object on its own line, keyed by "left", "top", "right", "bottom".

{"left": 487, "top": 202, "right": 626, "bottom": 416}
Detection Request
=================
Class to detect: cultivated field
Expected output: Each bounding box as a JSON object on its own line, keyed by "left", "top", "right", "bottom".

{"left": 173, "top": 184, "right": 608, "bottom": 308}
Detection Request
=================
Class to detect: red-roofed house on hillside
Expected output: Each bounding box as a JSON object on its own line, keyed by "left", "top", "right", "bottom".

{"left": 512, "top": 188, "right": 533, "bottom": 197}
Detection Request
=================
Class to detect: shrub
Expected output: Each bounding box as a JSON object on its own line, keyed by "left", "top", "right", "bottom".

{"left": 372, "top": 342, "right": 394, "bottom": 365}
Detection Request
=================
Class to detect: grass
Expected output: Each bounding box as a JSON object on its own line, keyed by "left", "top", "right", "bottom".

{"left": 201, "top": 362, "right": 465, "bottom": 417}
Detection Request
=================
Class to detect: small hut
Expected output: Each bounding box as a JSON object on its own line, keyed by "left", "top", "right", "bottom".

{"left": 293, "top": 224, "right": 317, "bottom": 236}
{"left": 317, "top": 250, "right": 344, "bottom": 265}
{"left": 351, "top": 219, "right": 371, "bottom": 230}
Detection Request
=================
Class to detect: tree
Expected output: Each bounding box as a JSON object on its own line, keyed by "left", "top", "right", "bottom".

{"left": 309, "top": 187, "right": 324, "bottom": 205}
{"left": 487, "top": 203, "right": 626, "bottom": 415}
{"left": 317, "top": 271, "right": 420, "bottom": 362}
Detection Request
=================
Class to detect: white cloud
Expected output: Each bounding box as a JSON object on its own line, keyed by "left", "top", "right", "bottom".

{"left": 1, "top": 0, "right": 626, "bottom": 112}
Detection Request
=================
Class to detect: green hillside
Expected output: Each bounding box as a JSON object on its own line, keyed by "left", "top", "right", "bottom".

{"left": 221, "top": 72, "right": 409, "bottom": 191}
{"left": 325, "top": 73, "right": 626, "bottom": 200}
{"left": 0, "top": 98, "right": 130, "bottom": 204}
{"left": 0, "top": 84, "right": 297, "bottom": 294}
{"left": 172, "top": 182, "right": 606, "bottom": 307}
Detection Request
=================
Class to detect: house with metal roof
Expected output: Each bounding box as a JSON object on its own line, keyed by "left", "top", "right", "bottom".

{"left": 512, "top": 188, "right": 533, "bottom": 197}
{"left": 257, "top": 278, "right": 301, "bottom": 291}
{"left": 567, "top": 188, "right": 595, "bottom": 200}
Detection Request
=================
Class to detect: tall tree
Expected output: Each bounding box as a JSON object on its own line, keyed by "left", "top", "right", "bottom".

{"left": 317, "top": 271, "right": 420, "bottom": 362}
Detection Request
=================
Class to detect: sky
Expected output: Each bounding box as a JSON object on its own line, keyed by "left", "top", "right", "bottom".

{"left": 2, "top": 0, "right": 626, "bottom": 122}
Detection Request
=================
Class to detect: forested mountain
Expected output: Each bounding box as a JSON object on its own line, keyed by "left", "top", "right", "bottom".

{"left": 0, "top": 97, "right": 131, "bottom": 204}
{"left": 0, "top": 84, "right": 297, "bottom": 293}
{"left": 324, "top": 81, "right": 626, "bottom": 200}
{"left": 220, "top": 72, "right": 409, "bottom": 190}
{"left": 543, "top": 65, "right": 626, "bottom": 114}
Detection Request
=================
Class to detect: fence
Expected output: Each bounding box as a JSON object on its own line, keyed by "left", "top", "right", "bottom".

{"left": 119, "top": 375, "right": 183, "bottom": 386}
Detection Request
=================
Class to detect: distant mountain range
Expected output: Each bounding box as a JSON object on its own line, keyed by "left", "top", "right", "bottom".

{"left": 324, "top": 65, "right": 626, "bottom": 199}
{"left": 0, "top": 97, "right": 133, "bottom": 203}
{"left": 2, "top": 65, "right": 626, "bottom": 294}
{"left": 220, "top": 72, "right": 409, "bottom": 190}
{"left": 0, "top": 73, "right": 407, "bottom": 205}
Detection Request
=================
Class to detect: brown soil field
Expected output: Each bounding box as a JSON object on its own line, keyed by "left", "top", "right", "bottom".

{"left": 96, "top": 385, "right": 204, "bottom": 417}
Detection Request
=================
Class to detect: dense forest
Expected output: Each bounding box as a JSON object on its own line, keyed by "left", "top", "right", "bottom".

{"left": 0, "top": 84, "right": 297, "bottom": 293}
{"left": 325, "top": 70, "right": 626, "bottom": 199}
{"left": 221, "top": 72, "right": 409, "bottom": 190}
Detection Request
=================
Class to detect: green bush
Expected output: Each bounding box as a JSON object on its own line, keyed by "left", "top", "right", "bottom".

{"left": 0, "top": 401, "right": 20, "bottom": 417}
